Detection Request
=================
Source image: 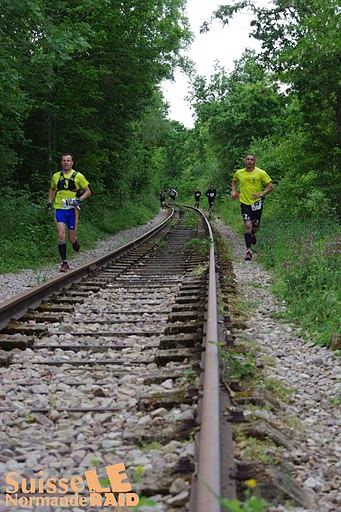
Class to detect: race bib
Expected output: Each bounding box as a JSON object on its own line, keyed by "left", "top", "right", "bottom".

{"left": 62, "top": 198, "right": 79, "bottom": 210}
{"left": 251, "top": 200, "right": 262, "bottom": 211}
{"left": 62, "top": 199, "right": 71, "bottom": 210}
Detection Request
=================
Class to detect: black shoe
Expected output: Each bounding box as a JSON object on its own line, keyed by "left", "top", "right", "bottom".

{"left": 245, "top": 250, "right": 252, "bottom": 261}
{"left": 73, "top": 241, "right": 80, "bottom": 252}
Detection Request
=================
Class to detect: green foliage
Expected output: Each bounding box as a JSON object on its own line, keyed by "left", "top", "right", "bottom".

{"left": 0, "top": 188, "right": 159, "bottom": 273}
{"left": 0, "top": 0, "right": 32, "bottom": 177}
{"left": 261, "top": 378, "right": 294, "bottom": 403}
{"left": 0, "top": 189, "right": 55, "bottom": 272}
{"left": 185, "top": 237, "right": 212, "bottom": 254}
{"left": 0, "top": 0, "right": 191, "bottom": 201}
{"left": 208, "top": 0, "right": 340, "bottom": 138}
{"left": 220, "top": 348, "right": 255, "bottom": 380}
{"left": 261, "top": 219, "right": 341, "bottom": 345}
{"left": 218, "top": 199, "right": 245, "bottom": 235}
{"left": 133, "top": 495, "right": 157, "bottom": 510}
{"left": 214, "top": 479, "right": 269, "bottom": 512}
{"left": 251, "top": 0, "right": 340, "bottom": 137}
{"left": 217, "top": 196, "right": 340, "bottom": 347}
{"left": 221, "top": 496, "right": 269, "bottom": 512}
{"left": 87, "top": 195, "right": 157, "bottom": 235}
{"left": 177, "top": 367, "right": 197, "bottom": 385}
{"left": 203, "top": 0, "right": 340, "bottom": 213}
{"left": 191, "top": 263, "right": 209, "bottom": 277}
{"left": 189, "top": 52, "right": 283, "bottom": 172}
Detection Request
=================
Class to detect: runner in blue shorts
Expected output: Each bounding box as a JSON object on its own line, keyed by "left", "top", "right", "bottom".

{"left": 47, "top": 153, "right": 91, "bottom": 272}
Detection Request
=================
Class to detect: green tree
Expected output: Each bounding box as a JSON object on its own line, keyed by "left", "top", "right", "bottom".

{"left": 0, "top": 0, "right": 39, "bottom": 181}
{"left": 202, "top": 0, "right": 340, "bottom": 211}
{"left": 190, "top": 52, "right": 283, "bottom": 173}
{"left": 1, "top": 0, "right": 192, "bottom": 201}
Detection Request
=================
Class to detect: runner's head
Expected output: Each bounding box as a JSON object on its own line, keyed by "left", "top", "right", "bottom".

{"left": 245, "top": 154, "right": 256, "bottom": 171}
{"left": 61, "top": 153, "right": 74, "bottom": 172}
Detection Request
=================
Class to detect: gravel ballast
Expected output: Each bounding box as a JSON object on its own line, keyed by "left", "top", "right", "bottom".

{"left": 0, "top": 210, "right": 340, "bottom": 512}
{"left": 213, "top": 217, "right": 340, "bottom": 512}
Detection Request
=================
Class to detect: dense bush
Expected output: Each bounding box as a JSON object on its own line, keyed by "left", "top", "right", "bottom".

{"left": 0, "top": 189, "right": 159, "bottom": 273}
{"left": 217, "top": 198, "right": 341, "bottom": 347}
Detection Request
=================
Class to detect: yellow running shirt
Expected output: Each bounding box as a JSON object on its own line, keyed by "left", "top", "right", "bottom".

{"left": 50, "top": 170, "right": 89, "bottom": 209}
{"left": 232, "top": 167, "right": 272, "bottom": 205}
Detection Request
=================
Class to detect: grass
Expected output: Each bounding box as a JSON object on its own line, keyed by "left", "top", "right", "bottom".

{"left": 191, "top": 262, "right": 208, "bottom": 276}
{"left": 217, "top": 199, "right": 341, "bottom": 348}
{"left": 220, "top": 348, "right": 256, "bottom": 380}
{"left": 260, "top": 378, "right": 295, "bottom": 403}
{"left": 219, "top": 479, "right": 269, "bottom": 512}
{"left": 0, "top": 189, "right": 159, "bottom": 273}
{"left": 235, "top": 435, "right": 275, "bottom": 465}
{"left": 185, "top": 236, "right": 212, "bottom": 254}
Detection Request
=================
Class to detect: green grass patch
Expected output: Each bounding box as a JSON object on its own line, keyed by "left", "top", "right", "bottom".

{"left": 185, "top": 237, "right": 212, "bottom": 254}
{"left": 0, "top": 189, "right": 159, "bottom": 273}
{"left": 216, "top": 199, "right": 341, "bottom": 348}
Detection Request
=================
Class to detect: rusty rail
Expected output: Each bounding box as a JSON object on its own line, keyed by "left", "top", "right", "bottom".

{"left": 195, "top": 211, "right": 221, "bottom": 512}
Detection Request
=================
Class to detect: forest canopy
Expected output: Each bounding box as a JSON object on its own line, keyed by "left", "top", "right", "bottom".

{"left": 0, "top": 0, "right": 191, "bottom": 196}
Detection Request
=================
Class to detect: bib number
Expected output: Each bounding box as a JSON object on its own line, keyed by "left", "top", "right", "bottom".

{"left": 62, "top": 198, "right": 79, "bottom": 210}
{"left": 251, "top": 200, "right": 262, "bottom": 211}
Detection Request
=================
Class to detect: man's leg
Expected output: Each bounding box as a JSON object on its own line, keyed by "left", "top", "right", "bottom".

{"left": 251, "top": 225, "right": 258, "bottom": 245}
{"left": 56, "top": 220, "right": 67, "bottom": 261}
{"left": 251, "top": 210, "right": 262, "bottom": 245}
{"left": 67, "top": 210, "right": 80, "bottom": 252}
{"left": 241, "top": 205, "right": 253, "bottom": 260}
{"left": 244, "top": 221, "right": 252, "bottom": 250}
{"left": 56, "top": 221, "right": 71, "bottom": 271}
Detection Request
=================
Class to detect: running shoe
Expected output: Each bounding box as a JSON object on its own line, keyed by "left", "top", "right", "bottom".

{"left": 251, "top": 233, "right": 257, "bottom": 245}
{"left": 245, "top": 250, "right": 252, "bottom": 261}
{"left": 60, "top": 261, "right": 70, "bottom": 272}
{"left": 73, "top": 240, "right": 80, "bottom": 252}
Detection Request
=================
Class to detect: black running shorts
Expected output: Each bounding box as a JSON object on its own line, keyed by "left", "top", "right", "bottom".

{"left": 241, "top": 201, "right": 263, "bottom": 228}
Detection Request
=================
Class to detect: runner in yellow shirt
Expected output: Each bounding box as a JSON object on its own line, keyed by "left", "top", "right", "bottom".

{"left": 47, "top": 153, "right": 91, "bottom": 272}
{"left": 231, "top": 154, "right": 274, "bottom": 261}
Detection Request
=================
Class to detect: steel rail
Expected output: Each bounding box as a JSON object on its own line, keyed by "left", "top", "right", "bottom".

{"left": 0, "top": 210, "right": 173, "bottom": 330}
{"left": 195, "top": 210, "right": 221, "bottom": 512}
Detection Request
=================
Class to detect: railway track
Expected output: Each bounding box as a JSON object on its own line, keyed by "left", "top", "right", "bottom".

{"left": 0, "top": 208, "right": 235, "bottom": 512}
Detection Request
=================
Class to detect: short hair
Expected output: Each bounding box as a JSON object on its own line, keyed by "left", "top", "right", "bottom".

{"left": 61, "top": 152, "right": 74, "bottom": 160}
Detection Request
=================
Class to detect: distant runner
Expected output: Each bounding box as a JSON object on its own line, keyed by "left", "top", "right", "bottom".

{"left": 168, "top": 188, "right": 178, "bottom": 204}
{"left": 205, "top": 183, "right": 217, "bottom": 212}
{"left": 160, "top": 189, "right": 167, "bottom": 208}
{"left": 194, "top": 188, "right": 202, "bottom": 208}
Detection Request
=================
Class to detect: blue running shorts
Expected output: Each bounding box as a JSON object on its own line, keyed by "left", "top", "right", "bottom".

{"left": 55, "top": 209, "right": 78, "bottom": 230}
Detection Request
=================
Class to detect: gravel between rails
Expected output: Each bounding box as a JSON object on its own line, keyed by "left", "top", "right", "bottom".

{"left": 0, "top": 210, "right": 340, "bottom": 511}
